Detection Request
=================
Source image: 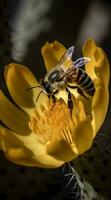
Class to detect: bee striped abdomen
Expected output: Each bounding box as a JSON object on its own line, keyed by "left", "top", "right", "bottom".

{"left": 74, "top": 68, "right": 95, "bottom": 96}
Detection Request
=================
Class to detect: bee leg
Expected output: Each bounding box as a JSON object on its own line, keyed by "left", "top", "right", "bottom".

{"left": 52, "top": 94, "right": 56, "bottom": 103}
{"left": 67, "top": 85, "right": 88, "bottom": 100}
{"left": 67, "top": 85, "right": 77, "bottom": 89}
{"left": 47, "top": 94, "right": 51, "bottom": 102}
{"left": 77, "top": 87, "right": 88, "bottom": 100}
{"left": 66, "top": 87, "right": 73, "bottom": 116}
{"left": 53, "top": 90, "right": 59, "bottom": 95}
{"left": 52, "top": 90, "right": 59, "bottom": 103}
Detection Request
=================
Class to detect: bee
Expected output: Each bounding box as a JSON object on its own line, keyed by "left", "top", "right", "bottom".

{"left": 27, "top": 46, "right": 95, "bottom": 113}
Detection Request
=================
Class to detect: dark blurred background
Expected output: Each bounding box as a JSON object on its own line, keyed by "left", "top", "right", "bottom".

{"left": 0, "top": 0, "right": 111, "bottom": 199}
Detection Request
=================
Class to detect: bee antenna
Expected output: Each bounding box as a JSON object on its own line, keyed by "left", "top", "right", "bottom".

{"left": 36, "top": 90, "right": 43, "bottom": 102}
{"left": 26, "top": 85, "right": 41, "bottom": 91}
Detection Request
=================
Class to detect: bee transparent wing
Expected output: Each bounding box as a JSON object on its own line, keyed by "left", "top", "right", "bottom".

{"left": 74, "top": 57, "right": 90, "bottom": 68}
{"left": 59, "top": 46, "right": 75, "bottom": 64}
{"left": 58, "top": 56, "right": 90, "bottom": 81}
{"left": 58, "top": 63, "right": 76, "bottom": 81}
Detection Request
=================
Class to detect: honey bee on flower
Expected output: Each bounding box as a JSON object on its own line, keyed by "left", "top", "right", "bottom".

{"left": 0, "top": 38, "right": 109, "bottom": 168}
{"left": 26, "top": 45, "right": 95, "bottom": 115}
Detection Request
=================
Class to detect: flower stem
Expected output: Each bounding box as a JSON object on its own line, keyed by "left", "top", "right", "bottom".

{"left": 62, "top": 162, "right": 105, "bottom": 200}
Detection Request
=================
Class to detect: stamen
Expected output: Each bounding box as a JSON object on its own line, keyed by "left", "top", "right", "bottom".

{"left": 33, "top": 109, "right": 40, "bottom": 120}
{"left": 62, "top": 129, "right": 73, "bottom": 144}
{"left": 28, "top": 97, "right": 87, "bottom": 146}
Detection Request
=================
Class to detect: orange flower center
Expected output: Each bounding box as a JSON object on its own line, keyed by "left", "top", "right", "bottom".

{"left": 28, "top": 95, "right": 87, "bottom": 148}
{"left": 28, "top": 99, "right": 77, "bottom": 144}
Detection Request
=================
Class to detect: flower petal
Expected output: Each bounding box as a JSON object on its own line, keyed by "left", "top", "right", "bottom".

{"left": 46, "top": 137, "right": 78, "bottom": 162}
{"left": 82, "top": 38, "right": 110, "bottom": 81}
{"left": 0, "top": 126, "right": 64, "bottom": 168}
{"left": 41, "top": 41, "right": 66, "bottom": 71}
{"left": 0, "top": 90, "right": 30, "bottom": 135}
{"left": 4, "top": 63, "right": 39, "bottom": 114}
{"left": 18, "top": 132, "right": 64, "bottom": 168}
{"left": 0, "top": 126, "right": 40, "bottom": 167}
{"left": 82, "top": 38, "right": 110, "bottom": 134}
{"left": 74, "top": 117, "right": 93, "bottom": 155}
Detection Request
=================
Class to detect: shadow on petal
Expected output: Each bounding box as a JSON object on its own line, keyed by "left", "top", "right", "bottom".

{"left": 74, "top": 117, "right": 93, "bottom": 155}
{"left": 0, "top": 90, "right": 30, "bottom": 135}
{"left": 46, "top": 139, "right": 77, "bottom": 162}
{"left": 4, "top": 63, "right": 39, "bottom": 112}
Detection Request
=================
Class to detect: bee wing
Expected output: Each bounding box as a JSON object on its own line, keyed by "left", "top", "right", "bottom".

{"left": 74, "top": 57, "right": 90, "bottom": 68}
{"left": 59, "top": 46, "right": 75, "bottom": 64}
{"left": 58, "top": 63, "right": 75, "bottom": 81}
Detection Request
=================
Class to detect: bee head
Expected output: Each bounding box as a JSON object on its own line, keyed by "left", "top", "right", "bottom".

{"left": 40, "top": 79, "right": 52, "bottom": 95}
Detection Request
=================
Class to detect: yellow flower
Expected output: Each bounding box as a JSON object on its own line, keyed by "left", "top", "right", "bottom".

{"left": 0, "top": 38, "right": 109, "bottom": 168}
